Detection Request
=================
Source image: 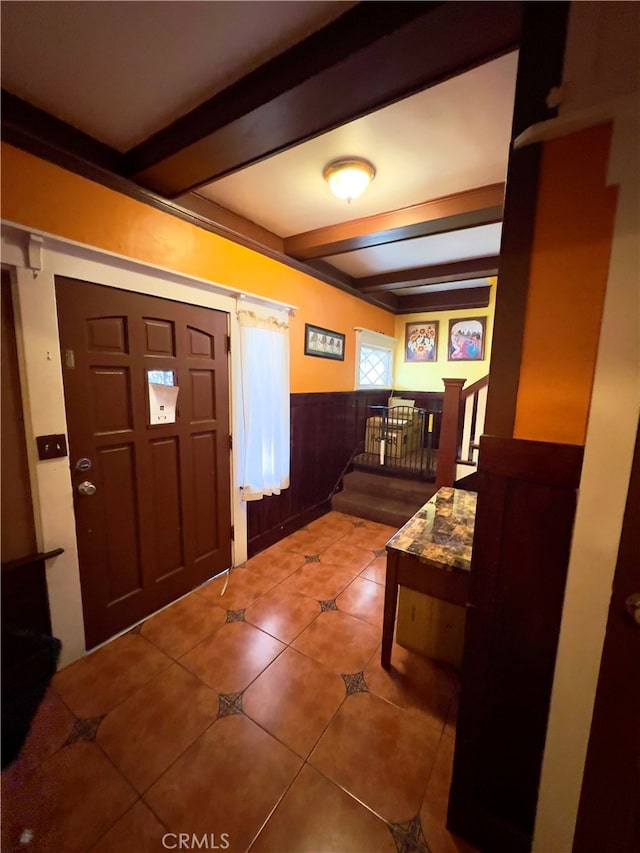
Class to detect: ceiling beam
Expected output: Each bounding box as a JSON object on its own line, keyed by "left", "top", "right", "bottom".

{"left": 363, "top": 291, "right": 400, "bottom": 312}
{"left": 2, "top": 90, "right": 124, "bottom": 174}
{"left": 128, "top": 2, "right": 521, "bottom": 195}
{"left": 304, "top": 260, "right": 356, "bottom": 291}
{"left": 396, "top": 285, "right": 491, "bottom": 313}
{"left": 176, "top": 193, "right": 283, "bottom": 252}
{"left": 357, "top": 255, "right": 500, "bottom": 292}
{"left": 285, "top": 184, "right": 505, "bottom": 261}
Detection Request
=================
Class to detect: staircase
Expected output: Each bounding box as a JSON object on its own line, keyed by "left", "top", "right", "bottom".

{"left": 332, "top": 469, "right": 438, "bottom": 528}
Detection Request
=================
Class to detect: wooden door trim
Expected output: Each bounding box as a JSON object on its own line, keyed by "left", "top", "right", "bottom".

{"left": 573, "top": 420, "right": 640, "bottom": 851}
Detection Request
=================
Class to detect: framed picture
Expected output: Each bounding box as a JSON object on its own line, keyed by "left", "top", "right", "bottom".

{"left": 448, "top": 317, "right": 487, "bottom": 361}
{"left": 304, "top": 323, "right": 345, "bottom": 360}
{"left": 405, "top": 321, "right": 439, "bottom": 362}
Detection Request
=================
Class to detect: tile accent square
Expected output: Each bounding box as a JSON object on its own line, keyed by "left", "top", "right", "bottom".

{"left": 217, "top": 691, "right": 243, "bottom": 718}
{"left": 342, "top": 672, "right": 369, "bottom": 696}
{"left": 64, "top": 715, "right": 104, "bottom": 746}
{"left": 226, "top": 608, "right": 246, "bottom": 623}
{"left": 390, "top": 815, "right": 432, "bottom": 853}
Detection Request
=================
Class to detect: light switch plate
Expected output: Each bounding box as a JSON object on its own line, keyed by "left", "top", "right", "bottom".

{"left": 36, "top": 434, "right": 68, "bottom": 460}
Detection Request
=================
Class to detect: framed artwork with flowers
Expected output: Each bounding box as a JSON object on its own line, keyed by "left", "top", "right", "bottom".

{"left": 405, "top": 321, "right": 439, "bottom": 362}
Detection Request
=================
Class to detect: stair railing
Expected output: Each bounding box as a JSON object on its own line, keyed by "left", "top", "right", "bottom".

{"left": 458, "top": 375, "right": 489, "bottom": 466}
{"left": 330, "top": 442, "right": 364, "bottom": 498}
{"left": 435, "top": 375, "right": 489, "bottom": 487}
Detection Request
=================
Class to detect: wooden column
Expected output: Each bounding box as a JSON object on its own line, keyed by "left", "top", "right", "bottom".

{"left": 436, "top": 378, "right": 465, "bottom": 488}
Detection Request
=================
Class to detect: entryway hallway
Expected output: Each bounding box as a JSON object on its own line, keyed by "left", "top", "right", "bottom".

{"left": 1, "top": 512, "right": 474, "bottom": 853}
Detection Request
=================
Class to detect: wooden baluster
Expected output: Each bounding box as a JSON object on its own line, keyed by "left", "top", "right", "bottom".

{"left": 436, "top": 378, "right": 466, "bottom": 488}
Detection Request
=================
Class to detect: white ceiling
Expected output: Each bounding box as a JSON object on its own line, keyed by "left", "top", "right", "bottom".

{"left": 197, "top": 52, "right": 518, "bottom": 237}
{"left": 394, "top": 278, "right": 490, "bottom": 296}
{"left": 1, "top": 0, "right": 354, "bottom": 150}
{"left": 327, "top": 222, "right": 503, "bottom": 277}
{"left": 1, "top": 1, "right": 518, "bottom": 307}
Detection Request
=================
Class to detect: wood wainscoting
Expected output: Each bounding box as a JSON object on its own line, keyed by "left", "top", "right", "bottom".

{"left": 448, "top": 435, "right": 584, "bottom": 852}
{"left": 247, "top": 390, "right": 444, "bottom": 556}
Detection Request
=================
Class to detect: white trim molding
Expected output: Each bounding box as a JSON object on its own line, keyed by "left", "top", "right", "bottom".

{"left": 1, "top": 220, "right": 254, "bottom": 666}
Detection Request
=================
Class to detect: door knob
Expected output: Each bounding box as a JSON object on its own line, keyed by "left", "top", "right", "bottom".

{"left": 624, "top": 593, "right": 640, "bottom": 626}
{"left": 78, "top": 480, "right": 97, "bottom": 496}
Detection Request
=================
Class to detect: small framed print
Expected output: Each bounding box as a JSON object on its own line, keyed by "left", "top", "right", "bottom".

{"left": 405, "top": 321, "right": 439, "bottom": 362}
{"left": 448, "top": 317, "right": 487, "bottom": 361}
{"left": 304, "top": 324, "right": 345, "bottom": 361}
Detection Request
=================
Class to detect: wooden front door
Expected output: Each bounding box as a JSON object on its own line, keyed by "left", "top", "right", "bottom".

{"left": 56, "top": 277, "right": 232, "bottom": 649}
{"left": 573, "top": 420, "right": 640, "bottom": 852}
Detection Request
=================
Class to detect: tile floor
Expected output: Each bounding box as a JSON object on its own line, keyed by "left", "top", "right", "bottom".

{"left": 1, "top": 511, "right": 476, "bottom": 853}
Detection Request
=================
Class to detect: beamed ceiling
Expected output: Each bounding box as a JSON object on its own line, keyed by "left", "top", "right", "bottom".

{"left": 1, "top": 1, "right": 523, "bottom": 313}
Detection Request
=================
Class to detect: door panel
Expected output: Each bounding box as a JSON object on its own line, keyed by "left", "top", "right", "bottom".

{"left": 56, "top": 277, "right": 231, "bottom": 648}
{"left": 149, "top": 437, "right": 184, "bottom": 581}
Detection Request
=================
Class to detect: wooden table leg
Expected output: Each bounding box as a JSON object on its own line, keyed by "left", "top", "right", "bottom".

{"left": 381, "top": 550, "right": 399, "bottom": 668}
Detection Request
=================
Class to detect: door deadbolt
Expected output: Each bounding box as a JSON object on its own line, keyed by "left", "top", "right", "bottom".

{"left": 78, "top": 481, "right": 97, "bottom": 496}
{"left": 624, "top": 593, "right": 640, "bottom": 626}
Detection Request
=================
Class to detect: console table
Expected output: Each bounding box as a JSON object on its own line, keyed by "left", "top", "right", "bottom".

{"left": 382, "top": 487, "right": 476, "bottom": 668}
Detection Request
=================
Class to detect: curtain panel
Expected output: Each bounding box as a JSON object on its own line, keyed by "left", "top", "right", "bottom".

{"left": 237, "top": 306, "right": 290, "bottom": 501}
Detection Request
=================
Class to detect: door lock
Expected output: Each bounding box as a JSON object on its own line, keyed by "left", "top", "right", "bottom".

{"left": 624, "top": 593, "right": 640, "bottom": 626}
{"left": 78, "top": 481, "right": 97, "bottom": 496}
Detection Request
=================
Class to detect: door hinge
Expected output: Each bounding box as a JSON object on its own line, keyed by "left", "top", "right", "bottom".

{"left": 228, "top": 434, "right": 233, "bottom": 451}
{"left": 230, "top": 524, "right": 235, "bottom": 542}
{"left": 226, "top": 334, "right": 231, "bottom": 353}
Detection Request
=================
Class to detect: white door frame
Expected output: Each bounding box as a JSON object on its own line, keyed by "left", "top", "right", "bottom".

{"left": 1, "top": 221, "right": 291, "bottom": 666}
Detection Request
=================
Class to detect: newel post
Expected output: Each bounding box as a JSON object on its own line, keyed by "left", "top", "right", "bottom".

{"left": 436, "top": 378, "right": 466, "bottom": 488}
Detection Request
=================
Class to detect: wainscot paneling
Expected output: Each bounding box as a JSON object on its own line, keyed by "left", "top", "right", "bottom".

{"left": 448, "top": 434, "right": 584, "bottom": 852}
{"left": 247, "top": 390, "right": 444, "bottom": 556}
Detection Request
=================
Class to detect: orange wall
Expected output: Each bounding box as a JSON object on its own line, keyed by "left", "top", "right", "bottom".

{"left": 1, "top": 144, "right": 394, "bottom": 393}
{"left": 513, "top": 124, "right": 618, "bottom": 445}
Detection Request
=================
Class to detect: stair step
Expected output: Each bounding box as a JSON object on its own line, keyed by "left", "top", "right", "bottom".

{"left": 343, "top": 470, "right": 435, "bottom": 505}
{"left": 331, "top": 490, "right": 427, "bottom": 529}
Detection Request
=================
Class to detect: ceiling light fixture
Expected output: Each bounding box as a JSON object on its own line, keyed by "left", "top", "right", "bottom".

{"left": 323, "top": 158, "right": 376, "bottom": 202}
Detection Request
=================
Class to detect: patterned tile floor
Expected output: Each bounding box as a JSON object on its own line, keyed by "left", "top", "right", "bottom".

{"left": 1, "top": 511, "right": 476, "bottom": 853}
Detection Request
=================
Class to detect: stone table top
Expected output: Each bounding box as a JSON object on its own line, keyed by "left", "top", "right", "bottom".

{"left": 386, "top": 486, "right": 477, "bottom": 572}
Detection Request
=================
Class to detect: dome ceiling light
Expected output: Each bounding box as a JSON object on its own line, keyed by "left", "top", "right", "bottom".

{"left": 323, "top": 158, "right": 376, "bottom": 202}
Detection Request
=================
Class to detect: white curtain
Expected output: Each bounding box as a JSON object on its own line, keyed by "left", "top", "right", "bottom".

{"left": 237, "top": 305, "right": 290, "bottom": 501}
